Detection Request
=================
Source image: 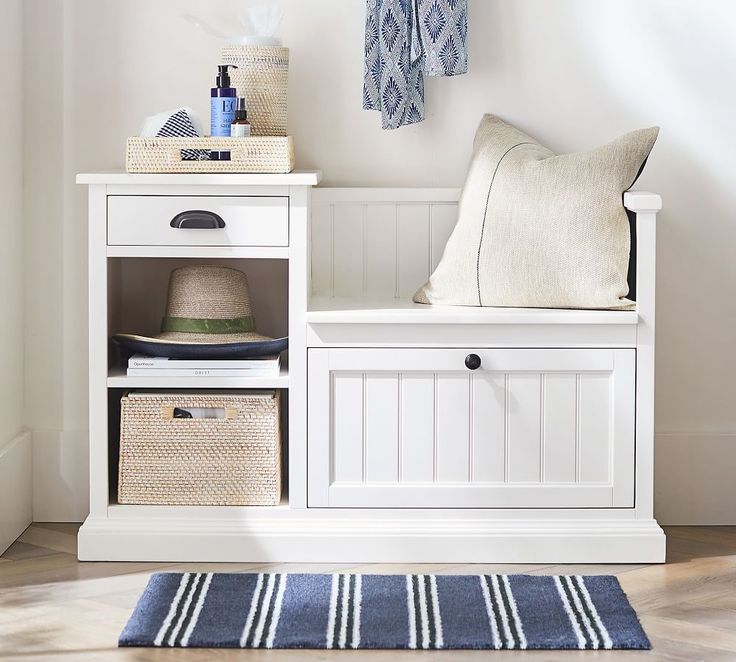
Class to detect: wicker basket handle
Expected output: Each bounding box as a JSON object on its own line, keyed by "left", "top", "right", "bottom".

{"left": 163, "top": 142, "right": 250, "bottom": 166}
{"left": 163, "top": 406, "right": 238, "bottom": 420}
{"left": 164, "top": 145, "right": 206, "bottom": 165}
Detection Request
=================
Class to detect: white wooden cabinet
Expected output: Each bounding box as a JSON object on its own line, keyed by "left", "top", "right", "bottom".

{"left": 76, "top": 175, "right": 665, "bottom": 563}
{"left": 308, "top": 348, "right": 635, "bottom": 509}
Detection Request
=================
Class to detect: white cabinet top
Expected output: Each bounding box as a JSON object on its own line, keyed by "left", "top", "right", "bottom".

{"left": 76, "top": 171, "right": 322, "bottom": 186}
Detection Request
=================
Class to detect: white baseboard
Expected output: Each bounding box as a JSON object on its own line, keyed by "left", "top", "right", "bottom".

{"left": 655, "top": 432, "right": 736, "bottom": 525}
{"left": 32, "top": 428, "right": 89, "bottom": 522}
{"left": 0, "top": 430, "right": 32, "bottom": 554}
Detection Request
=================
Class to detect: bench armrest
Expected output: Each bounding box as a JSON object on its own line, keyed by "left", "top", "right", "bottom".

{"left": 624, "top": 191, "right": 662, "bottom": 213}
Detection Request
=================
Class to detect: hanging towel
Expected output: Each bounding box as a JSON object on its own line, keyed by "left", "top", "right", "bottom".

{"left": 363, "top": 0, "right": 468, "bottom": 130}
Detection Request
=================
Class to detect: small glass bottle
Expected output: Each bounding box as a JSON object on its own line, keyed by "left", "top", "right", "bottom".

{"left": 230, "top": 97, "right": 252, "bottom": 137}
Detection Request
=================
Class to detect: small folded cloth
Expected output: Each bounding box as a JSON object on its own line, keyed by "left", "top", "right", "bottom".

{"left": 139, "top": 108, "right": 209, "bottom": 160}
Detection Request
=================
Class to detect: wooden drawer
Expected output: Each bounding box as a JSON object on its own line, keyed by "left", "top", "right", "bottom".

{"left": 107, "top": 196, "right": 289, "bottom": 247}
{"left": 308, "top": 348, "right": 635, "bottom": 509}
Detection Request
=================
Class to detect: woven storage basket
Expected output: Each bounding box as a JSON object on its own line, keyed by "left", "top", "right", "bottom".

{"left": 118, "top": 391, "right": 281, "bottom": 506}
{"left": 126, "top": 136, "right": 295, "bottom": 174}
{"left": 221, "top": 45, "right": 289, "bottom": 136}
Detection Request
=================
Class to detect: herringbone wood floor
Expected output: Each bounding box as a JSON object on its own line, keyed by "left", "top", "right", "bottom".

{"left": 2, "top": 524, "right": 736, "bottom": 660}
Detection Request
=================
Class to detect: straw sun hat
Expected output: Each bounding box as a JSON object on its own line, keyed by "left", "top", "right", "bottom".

{"left": 113, "top": 265, "right": 287, "bottom": 358}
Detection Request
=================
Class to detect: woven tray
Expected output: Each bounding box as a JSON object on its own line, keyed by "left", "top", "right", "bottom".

{"left": 118, "top": 391, "right": 281, "bottom": 506}
{"left": 126, "top": 136, "right": 295, "bottom": 174}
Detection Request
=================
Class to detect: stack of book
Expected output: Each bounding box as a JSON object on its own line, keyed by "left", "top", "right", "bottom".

{"left": 126, "top": 354, "right": 281, "bottom": 377}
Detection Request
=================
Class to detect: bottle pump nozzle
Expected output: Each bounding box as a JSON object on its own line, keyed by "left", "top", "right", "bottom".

{"left": 216, "top": 64, "right": 237, "bottom": 88}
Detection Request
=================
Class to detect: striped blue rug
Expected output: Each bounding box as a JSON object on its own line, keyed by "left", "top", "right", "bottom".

{"left": 119, "top": 573, "right": 650, "bottom": 650}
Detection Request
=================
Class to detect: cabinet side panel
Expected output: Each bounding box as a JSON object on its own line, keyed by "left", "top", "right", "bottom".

{"left": 88, "top": 185, "right": 109, "bottom": 518}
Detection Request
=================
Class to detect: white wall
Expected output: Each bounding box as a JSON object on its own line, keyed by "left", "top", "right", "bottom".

{"left": 0, "top": 0, "right": 31, "bottom": 552}
{"left": 0, "top": 0, "right": 24, "bottom": 444}
{"left": 24, "top": 0, "right": 736, "bottom": 523}
{"left": 23, "top": 0, "right": 88, "bottom": 521}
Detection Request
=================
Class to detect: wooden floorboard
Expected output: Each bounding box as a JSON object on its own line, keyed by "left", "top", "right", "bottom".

{"left": 1, "top": 524, "right": 736, "bottom": 660}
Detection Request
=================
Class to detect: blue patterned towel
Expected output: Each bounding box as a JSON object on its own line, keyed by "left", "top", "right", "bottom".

{"left": 363, "top": 0, "right": 468, "bottom": 129}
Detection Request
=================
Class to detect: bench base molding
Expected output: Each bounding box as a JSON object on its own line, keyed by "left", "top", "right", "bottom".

{"left": 78, "top": 515, "right": 666, "bottom": 563}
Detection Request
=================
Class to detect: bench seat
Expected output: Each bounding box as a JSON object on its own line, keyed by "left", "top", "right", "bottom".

{"left": 307, "top": 297, "right": 639, "bottom": 325}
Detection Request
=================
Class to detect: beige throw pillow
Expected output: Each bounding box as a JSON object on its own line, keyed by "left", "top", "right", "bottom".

{"left": 414, "top": 115, "right": 658, "bottom": 309}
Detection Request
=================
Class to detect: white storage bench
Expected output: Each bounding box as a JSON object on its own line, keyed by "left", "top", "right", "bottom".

{"left": 76, "top": 173, "right": 664, "bottom": 563}
{"left": 306, "top": 187, "right": 664, "bottom": 562}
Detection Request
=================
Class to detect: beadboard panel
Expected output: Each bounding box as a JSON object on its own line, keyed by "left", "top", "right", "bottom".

{"left": 311, "top": 191, "right": 460, "bottom": 299}
{"left": 309, "top": 348, "right": 634, "bottom": 509}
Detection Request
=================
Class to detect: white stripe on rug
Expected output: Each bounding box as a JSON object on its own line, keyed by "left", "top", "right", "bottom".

{"left": 239, "top": 573, "right": 265, "bottom": 648}
{"left": 180, "top": 573, "right": 213, "bottom": 647}
{"left": 154, "top": 573, "right": 191, "bottom": 647}
{"left": 479, "top": 575, "right": 502, "bottom": 650}
{"left": 490, "top": 574, "right": 515, "bottom": 649}
{"left": 326, "top": 573, "right": 340, "bottom": 648}
{"left": 574, "top": 576, "right": 613, "bottom": 649}
{"left": 251, "top": 574, "right": 277, "bottom": 648}
{"left": 564, "top": 575, "right": 599, "bottom": 649}
{"left": 167, "top": 573, "right": 202, "bottom": 647}
{"left": 352, "top": 574, "right": 362, "bottom": 649}
{"left": 502, "top": 575, "right": 527, "bottom": 650}
{"left": 554, "top": 575, "right": 587, "bottom": 649}
{"left": 429, "top": 575, "right": 444, "bottom": 649}
{"left": 265, "top": 574, "right": 288, "bottom": 649}
{"left": 406, "top": 574, "right": 418, "bottom": 649}
{"left": 418, "top": 576, "right": 430, "bottom": 649}
{"left": 339, "top": 575, "right": 351, "bottom": 648}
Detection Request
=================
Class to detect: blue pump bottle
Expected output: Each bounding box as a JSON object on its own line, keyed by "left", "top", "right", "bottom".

{"left": 210, "top": 65, "right": 237, "bottom": 160}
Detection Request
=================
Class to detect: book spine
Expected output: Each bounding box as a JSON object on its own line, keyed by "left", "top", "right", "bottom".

{"left": 126, "top": 369, "right": 279, "bottom": 377}
{"left": 127, "top": 360, "right": 278, "bottom": 369}
{"left": 128, "top": 360, "right": 168, "bottom": 368}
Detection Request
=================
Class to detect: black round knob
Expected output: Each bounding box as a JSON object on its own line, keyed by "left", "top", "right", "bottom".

{"left": 465, "top": 353, "right": 482, "bottom": 371}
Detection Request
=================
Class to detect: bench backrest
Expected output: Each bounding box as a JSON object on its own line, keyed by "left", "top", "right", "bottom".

{"left": 311, "top": 188, "right": 639, "bottom": 302}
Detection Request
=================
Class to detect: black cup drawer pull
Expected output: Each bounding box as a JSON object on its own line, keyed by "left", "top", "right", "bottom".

{"left": 465, "top": 353, "right": 482, "bottom": 370}
{"left": 170, "top": 210, "right": 226, "bottom": 229}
